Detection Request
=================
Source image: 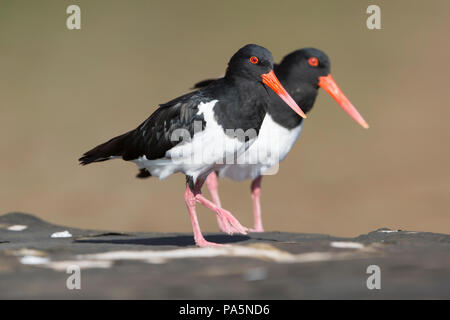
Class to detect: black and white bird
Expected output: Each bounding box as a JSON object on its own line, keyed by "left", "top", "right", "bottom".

{"left": 79, "top": 44, "right": 306, "bottom": 247}
{"left": 191, "top": 48, "right": 369, "bottom": 232}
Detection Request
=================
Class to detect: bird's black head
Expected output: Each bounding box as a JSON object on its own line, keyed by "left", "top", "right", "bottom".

{"left": 277, "top": 48, "right": 331, "bottom": 89}
{"left": 226, "top": 44, "right": 274, "bottom": 81}
{"left": 225, "top": 44, "right": 307, "bottom": 119}
{"left": 276, "top": 48, "right": 369, "bottom": 128}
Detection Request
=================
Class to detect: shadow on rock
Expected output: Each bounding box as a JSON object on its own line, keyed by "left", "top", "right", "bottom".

{"left": 74, "top": 234, "right": 250, "bottom": 247}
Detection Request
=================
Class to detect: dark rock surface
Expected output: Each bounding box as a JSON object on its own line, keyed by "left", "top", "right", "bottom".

{"left": 0, "top": 212, "right": 449, "bottom": 299}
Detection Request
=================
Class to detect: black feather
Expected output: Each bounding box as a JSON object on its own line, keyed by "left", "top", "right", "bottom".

{"left": 78, "top": 90, "right": 210, "bottom": 166}
{"left": 136, "top": 168, "right": 151, "bottom": 178}
{"left": 192, "top": 79, "right": 216, "bottom": 89}
{"left": 78, "top": 132, "right": 130, "bottom": 165}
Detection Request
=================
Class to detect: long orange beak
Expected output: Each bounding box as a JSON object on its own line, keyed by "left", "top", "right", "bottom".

{"left": 261, "top": 70, "right": 307, "bottom": 119}
{"left": 318, "top": 74, "right": 369, "bottom": 129}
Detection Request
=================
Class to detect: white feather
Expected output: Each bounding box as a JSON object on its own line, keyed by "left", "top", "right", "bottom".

{"left": 218, "top": 114, "right": 303, "bottom": 181}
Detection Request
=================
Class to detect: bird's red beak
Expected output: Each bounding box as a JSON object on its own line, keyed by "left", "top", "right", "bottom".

{"left": 261, "top": 70, "right": 307, "bottom": 119}
{"left": 318, "top": 74, "right": 369, "bottom": 129}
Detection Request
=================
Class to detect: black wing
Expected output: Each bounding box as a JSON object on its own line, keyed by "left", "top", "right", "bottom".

{"left": 79, "top": 90, "right": 210, "bottom": 165}
{"left": 191, "top": 79, "right": 217, "bottom": 89}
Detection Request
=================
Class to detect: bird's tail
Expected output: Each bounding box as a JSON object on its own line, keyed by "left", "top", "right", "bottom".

{"left": 79, "top": 132, "right": 130, "bottom": 165}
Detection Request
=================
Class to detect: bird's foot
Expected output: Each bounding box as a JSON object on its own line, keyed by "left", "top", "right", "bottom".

{"left": 216, "top": 208, "right": 248, "bottom": 235}
{"left": 195, "top": 238, "right": 226, "bottom": 247}
{"left": 217, "top": 217, "right": 232, "bottom": 234}
{"left": 192, "top": 192, "right": 248, "bottom": 235}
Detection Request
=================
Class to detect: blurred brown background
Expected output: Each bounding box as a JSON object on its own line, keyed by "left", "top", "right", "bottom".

{"left": 1, "top": 0, "right": 449, "bottom": 236}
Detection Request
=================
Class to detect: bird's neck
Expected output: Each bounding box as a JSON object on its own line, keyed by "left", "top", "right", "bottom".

{"left": 212, "top": 76, "right": 267, "bottom": 133}
{"left": 265, "top": 75, "right": 318, "bottom": 129}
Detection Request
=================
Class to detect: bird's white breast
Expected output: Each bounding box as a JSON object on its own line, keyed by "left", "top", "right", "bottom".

{"left": 218, "top": 114, "right": 303, "bottom": 181}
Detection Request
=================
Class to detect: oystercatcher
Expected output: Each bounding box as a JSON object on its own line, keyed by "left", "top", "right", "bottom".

{"left": 191, "top": 48, "right": 369, "bottom": 232}
{"left": 79, "top": 44, "right": 306, "bottom": 247}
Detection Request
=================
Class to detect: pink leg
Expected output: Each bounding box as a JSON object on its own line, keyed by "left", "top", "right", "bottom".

{"left": 195, "top": 193, "right": 248, "bottom": 235}
{"left": 205, "top": 172, "right": 229, "bottom": 233}
{"left": 195, "top": 177, "right": 247, "bottom": 235}
{"left": 250, "top": 176, "right": 264, "bottom": 232}
{"left": 206, "top": 172, "right": 222, "bottom": 207}
{"left": 184, "top": 178, "right": 248, "bottom": 247}
{"left": 184, "top": 184, "right": 223, "bottom": 247}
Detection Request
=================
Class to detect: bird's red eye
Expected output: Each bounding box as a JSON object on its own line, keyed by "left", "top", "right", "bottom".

{"left": 249, "top": 56, "right": 259, "bottom": 64}
{"left": 308, "top": 57, "right": 319, "bottom": 67}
